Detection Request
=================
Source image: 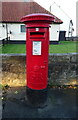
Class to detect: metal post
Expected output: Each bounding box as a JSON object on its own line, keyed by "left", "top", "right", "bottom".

{"left": 6, "top": 23, "right": 8, "bottom": 41}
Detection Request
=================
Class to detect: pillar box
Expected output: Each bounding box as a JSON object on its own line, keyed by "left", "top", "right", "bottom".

{"left": 21, "top": 14, "right": 54, "bottom": 90}
{"left": 21, "top": 14, "right": 54, "bottom": 107}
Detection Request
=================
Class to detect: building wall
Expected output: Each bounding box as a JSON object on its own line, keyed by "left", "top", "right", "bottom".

{"left": 50, "top": 24, "right": 60, "bottom": 41}
{"left": 0, "top": 23, "right": 6, "bottom": 40}
{"left": 0, "top": 23, "right": 26, "bottom": 41}
{"left": 76, "top": 1, "right": 78, "bottom": 36}
{"left": 10, "top": 23, "right": 26, "bottom": 40}
{"left": 50, "top": 3, "right": 71, "bottom": 37}
{"left": 0, "top": 23, "right": 60, "bottom": 41}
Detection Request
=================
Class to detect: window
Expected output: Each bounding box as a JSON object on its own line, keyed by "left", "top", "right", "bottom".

{"left": 20, "top": 25, "right": 26, "bottom": 32}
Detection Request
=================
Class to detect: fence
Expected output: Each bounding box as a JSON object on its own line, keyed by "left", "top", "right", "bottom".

{"left": 66, "top": 36, "right": 78, "bottom": 41}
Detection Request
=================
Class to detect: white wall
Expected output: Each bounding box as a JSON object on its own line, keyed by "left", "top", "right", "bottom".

{"left": 0, "top": 23, "right": 26, "bottom": 41}
{"left": 0, "top": 23, "right": 60, "bottom": 41}
{"left": 76, "top": 1, "right": 78, "bottom": 36}
{"left": 50, "top": 24, "right": 60, "bottom": 41}
{"left": 0, "top": 23, "right": 6, "bottom": 40}
{"left": 50, "top": 3, "right": 72, "bottom": 37}
{"left": 9, "top": 23, "right": 26, "bottom": 40}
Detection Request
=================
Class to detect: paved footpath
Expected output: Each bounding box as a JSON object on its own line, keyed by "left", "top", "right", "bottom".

{"left": 2, "top": 86, "right": 78, "bottom": 119}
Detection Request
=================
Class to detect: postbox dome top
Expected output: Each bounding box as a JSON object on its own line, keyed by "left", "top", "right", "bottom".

{"left": 21, "top": 13, "right": 54, "bottom": 24}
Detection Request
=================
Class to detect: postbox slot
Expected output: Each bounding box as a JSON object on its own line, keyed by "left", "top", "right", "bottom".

{"left": 30, "top": 32, "right": 44, "bottom": 38}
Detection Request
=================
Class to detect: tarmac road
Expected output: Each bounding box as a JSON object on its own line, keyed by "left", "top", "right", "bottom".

{"left": 2, "top": 86, "right": 78, "bottom": 119}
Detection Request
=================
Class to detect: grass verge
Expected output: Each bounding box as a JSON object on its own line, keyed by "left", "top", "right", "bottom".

{"left": 0, "top": 41, "right": 78, "bottom": 54}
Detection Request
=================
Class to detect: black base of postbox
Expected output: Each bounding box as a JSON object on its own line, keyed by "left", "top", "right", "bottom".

{"left": 26, "top": 87, "right": 48, "bottom": 108}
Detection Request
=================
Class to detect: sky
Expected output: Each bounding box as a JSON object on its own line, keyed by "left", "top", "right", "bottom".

{"left": 34, "top": 0, "right": 77, "bottom": 36}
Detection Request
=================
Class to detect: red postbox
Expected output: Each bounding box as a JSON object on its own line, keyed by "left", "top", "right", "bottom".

{"left": 21, "top": 13, "right": 54, "bottom": 90}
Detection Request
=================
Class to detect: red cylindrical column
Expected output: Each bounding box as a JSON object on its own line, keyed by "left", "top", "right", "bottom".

{"left": 21, "top": 13, "right": 54, "bottom": 90}
{"left": 21, "top": 13, "right": 54, "bottom": 107}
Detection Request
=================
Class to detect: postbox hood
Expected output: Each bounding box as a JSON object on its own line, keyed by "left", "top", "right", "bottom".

{"left": 21, "top": 13, "right": 55, "bottom": 24}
